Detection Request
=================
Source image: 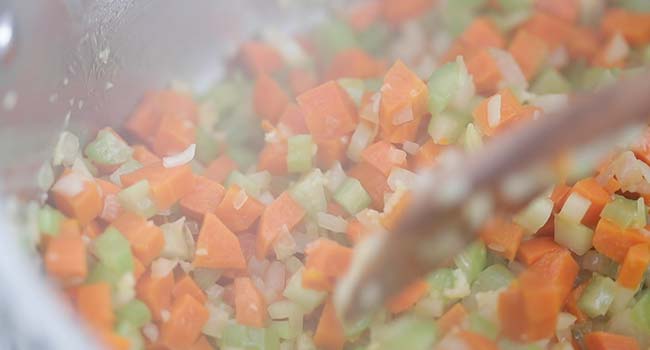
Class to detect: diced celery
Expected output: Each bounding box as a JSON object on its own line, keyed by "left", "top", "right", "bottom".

{"left": 116, "top": 299, "right": 151, "bottom": 328}
{"left": 554, "top": 214, "right": 594, "bottom": 256}
{"left": 357, "top": 23, "right": 390, "bottom": 55}
{"left": 220, "top": 323, "right": 280, "bottom": 350}
{"left": 364, "top": 78, "right": 384, "bottom": 92}
{"left": 600, "top": 195, "right": 646, "bottom": 229}
{"left": 373, "top": 315, "right": 438, "bottom": 350}
{"left": 632, "top": 291, "right": 650, "bottom": 331}
{"left": 578, "top": 275, "right": 616, "bottom": 318}
{"left": 559, "top": 192, "right": 591, "bottom": 224}
{"left": 109, "top": 159, "right": 142, "bottom": 186}
{"left": 94, "top": 227, "right": 134, "bottom": 275}
{"left": 462, "top": 123, "right": 483, "bottom": 153}
{"left": 38, "top": 205, "right": 64, "bottom": 236}
{"left": 497, "top": 0, "right": 532, "bottom": 12}
{"left": 578, "top": 67, "right": 618, "bottom": 91}
{"left": 428, "top": 61, "right": 460, "bottom": 114}
{"left": 226, "top": 170, "right": 261, "bottom": 198}
{"left": 514, "top": 197, "right": 553, "bottom": 235}
{"left": 115, "top": 321, "right": 145, "bottom": 350}
{"left": 195, "top": 127, "right": 220, "bottom": 164}
{"left": 622, "top": 0, "right": 650, "bottom": 11}
{"left": 444, "top": 269, "right": 472, "bottom": 299}
{"left": 86, "top": 262, "right": 121, "bottom": 285}
{"left": 333, "top": 178, "right": 372, "bottom": 215}
{"left": 203, "top": 303, "right": 232, "bottom": 338}
{"left": 193, "top": 268, "right": 223, "bottom": 290}
{"left": 643, "top": 45, "right": 650, "bottom": 64}
{"left": 312, "top": 20, "right": 358, "bottom": 59}
{"left": 84, "top": 129, "right": 132, "bottom": 165}
{"left": 413, "top": 293, "right": 445, "bottom": 318}
{"left": 117, "top": 180, "right": 157, "bottom": 218}
{"left": 271, "top": 320, "right": 295, "bottom": 340}
{"left": 454, "top": 241, "right": 487, "bottom": 284}
{"left": 283, "top": 269, "right": 326, "bottom": 313}
{"left": 160, "top": 218, "right": 191, "bottom": 260}
{"left": 338, "top": 79, "right": 365, "bottom": 107}
{"left": 268, "top": 300, "right": 303, "bottom": 340}
{"left": 609, "top": 283, "right": 637, "bottom": 314}
{"left": 428, "top": 111, "right": 469, "bottom": 145}
{"left": 227, "top": 146, "right": 259, "bottom": 170}
{"left": 471, "top": 264, "right": 514, "bottom": 293}
{"left": 442, "top": 0, "right": 485, "bottom": 36}
{"left": 531, "top": 69, "right": 571, "bottom": 95}
{"left": 468, "top": 312, "right": 498, "bottom": 340}
{"left": 289, "top": 169, "right": 327, "bottom": 217}
{"left": 427, "top": 268, "right": 455, "bottom": 293}
{"left": 296, "top": 332, "right": 317, "bottom": 350}
{"left": 287, "top": 135, "right": 314, "bottom": 174}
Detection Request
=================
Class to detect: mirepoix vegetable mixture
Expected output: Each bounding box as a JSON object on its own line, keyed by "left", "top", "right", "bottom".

{"left": 33, "top": 0, "right": 650, "bottom": 349}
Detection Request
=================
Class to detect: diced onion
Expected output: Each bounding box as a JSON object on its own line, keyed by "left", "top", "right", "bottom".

{"left": 530, "top": 94, "right": 569, "bottom": 113}
{"left": 347, "top": 121, "right": 377, "bottom": 162}
{"left": 205, "top": 284, "right": 225, "bottom": 301}
{"left": 490, "top": 48, "right": 528, "bottom": 90}
{"left": 273, "top": 226, "right": 297, "bottom": 260}
{"left": 37, "top": 163, "right": 55, "bottom": 191}
{"left": 262, "top": 29, "right": 309, "bottom": 67}
{"left": 451, "top": 56, "right": 476, "bottom": 109}
{"left": 316, "top": 212, "right": 348, "bottom": 233}
{"left": 402, "top": 141, "right": 419, "bottom": 155}
{"left": 514, "top": 196, "right": 554, "bottom": 234}
{"left": 388, "top": 148, "right": 407, "bottom": 164}
{"left": 248, "top": 256, "right": 270, "bottom": 278}
{"left": 387, "top": 167, "right": 417, "bottom": 191}
{"left": 52, "top": 131, "right": 80, "bottom": 167}
{"left": 325, "top": 162, "right": 347, "bottom": 193}
{"left": 233, "top": 189, "right": 249, "bottom": 210}
{"left": 355, "top": 208, "right": 382, "bottom": 232}
{"left": 548, "top": 46, "right": 569, "bottom": 68}
{"left": 487, "top": 94, "right": 502, "bottom": 128}
{"left": 52, "top": 171, "right": 87, "bottom": 197}
{"left": 195, "top": 248, "right": 208, "bottom": 256}
{"left": 605, "top": 33, "right": 629, "bottom": 65}
{"left": 163, "top": 143, "right": 196, "bottom": 168}
{"left": 142, "top": 323, "right": 159, "bottom": 342}
{"left": 114, "top": 273, "right": 136, "bottom": 306}
{"left": 249, "top": 171, "right": 272, "bottom": 191}
{"left": 258, "top": 191, "right": 275, "bottom": 205}
{"left": 443, "top": 269, "right": 470, "bottom": 299}
{"left": 100, "top": 194, "right": 121, "bottom": 221}
{"left": 178, "top": 261, "right": 193, "bottom": 273}
{"left": 556, "top": 312, "right": 576, "bottom": 342}
{"left": 392, "top": 105, "right": 414, "bottom": 126}
{"left": 151, "top": 258, "right": 178, "bottom": 278}
{"left": 559, "top": 192, "right": 591, "bottom": 223}
{"left": 263, "top": 261, "right": 286, "bottom": 303}
{"left": 160, "top": 310, "right": 171, "bottom": 322}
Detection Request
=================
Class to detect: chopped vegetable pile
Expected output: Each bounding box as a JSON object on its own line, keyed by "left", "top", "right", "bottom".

{"left": 35, "top": 0, "right": 650, "bottom": 349}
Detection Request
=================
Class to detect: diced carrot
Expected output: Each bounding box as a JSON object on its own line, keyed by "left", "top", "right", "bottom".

{"left": 347, "top": 0, "right": 381, "bottom": 31}
{"left": 439, "top": 331, "right": 498, "bottom": 350}
{"left": 151, "top": 115, "right": 196, "bottom": 157}
{"left": 253, "top": 75, "right": 290, "bottom": 124}
{"left": 136, "top": 272, "right": 174, "bottom": 322}
{"left": 234, "top": 277, "right": 267, "bottom": 328}
{"left": 534, "top": 0, "right": 579, "bottom": 23}
{"left": 180, "top": 176, "right": 226, "bottom": 221}
{"left": 173, "top": 274, "right": 207, "bottom": 305}
{"left": 567, "top": 27, "right": 600, "bottom": 60}
{"left": 302, "top": 268, "right": 332, "bottom": 291}
{"left": 204, "top": 154, "right": 238, "bottom": 183}
{"left": 112, "top": 212, "right": 164, "bottom": 266}
{"left": 278, "top": 103, "right": 310, "bottom": 135}
{"left": 59, "top": 218, "right": 82, "bottom": 237}
{"left": 593, "top": 219, "right": 649, "bottom": 263}
{"left": 193, "top": 213, "right": 247, "bottom": 270}
{"left": 132, "top": 144, "right": 161, "bottom": 165}
{"left": 508, "top": 30, "right": 548, "bottom": 80}
{"left": 410, "top": 140, "right": 444, "bottom": 171}
{"left": 521, "top": 12, "right": 573, "bottom": 49}
{"left": 528, "top": 248, "right": 579, "bottom": 300}
{"left": 304, "top": 239, "right": 352, "bottom": 288}
{"left": 76, "top": 283, "right": 114, "bottom": 330}
{"left": 601, "top": 9, "right": 650, "bottom": 47}
{"left": 133, "top": 258, "right": 145, "bottom": 281}
{"left": 239, "top": 41, "right": 284, "bottom": 76}
{"left": 460, "top": 18, "right": 505, "bottom": 50}
{"left": 160, "top": 294, "right": 209, "bottom": 349}
{"left": 572, "top": 177, "right": 611, "bottom": 227}
{"left": 255, "top": 192, "right": 305, "bottom": 259}
{"left": 480, "top": 216, "right": 524, "bottom": 261}
{"left": 257, "top": 141, "right": 289, "bottom": 176}
{"left": 45, "top": 234, "right": 87, "bottom": 282}
{"left": 381, "top": 190, "right": 411, "bottom": 231}
{"left": 550, "top": 184, "right": 572, "bottom": 212}
{"left": 297, "top": 81, "right": 358, "bottom": 141}
{"left": 381, "top": 0, "right": 435, "bottom": 25}
{"left": 592, "top": 34, "right": 628, "bottom": 69}
{"left": 603, "top": 177, "right": 621, "bottom": 195}
{"left": 325, "top": 48, "right": 384, "bottom": 81}
{"left": 348, "top": 161, "right": 390, "bottom": 210}
{"left": 518, "top": 271, "right": 564, "bottom": 340}
{"left": 313, "top": 298, "right": 345, "bottom": 350}
{"left": 565, "top": 281, "right": 590, "bottom": 323}
{"left": 361, "top": 141, "right": 407, "bottom": 176}
{"left": 379, "top": 60, "right": 428, "bottom": 143}
{"left": 517, "top": 237, "right": 562, "bottom": 265}
{"left": 98, "top": 330, "right": 130, "bottom": 350}
{"left": 215, "top": 185, "right": 265, "bottom": 232}
{"left": 52, "top": 172, "right": 102, "bottom": 225}
{"left": 121, "top": 163, "right": 195, "bottom": 211}
{"left": 473, "top": 89, "right": 523, "bottom": 137}
{"left": 617, "top": 243, "right": 650, "bottom": 289}
{"left": 584, "top": 331, "right": 641, "bottom": 350}
{"left": 288, "top": 68, "right": 318, "bottom": 96}
{"left": 632, "top": 127, "right": 650, "bottom": 165}
{"left": 437, "top": 303, "right": 468, "bottom": 335}
{"left": 498, "top": 284, "right": 529, "bottom": 341}
{"left": 346, "top": 219, "right": 368, "bottom": 244}
{"left": 466, "top": 49, "right": 503, "bottom": 96}
{"left": 386, "top": 279, "right": 428, "bottom": 314}
{"left": 316, "top": 138, "right": 348, "bottom": 169}
{"left": 187, "top": 336, "right": 213, "bottom": 350}
{"left": 238, "top": 232, "right": 257, "bottom": 262}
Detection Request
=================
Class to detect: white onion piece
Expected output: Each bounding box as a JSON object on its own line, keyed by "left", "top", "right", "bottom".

{"left": 258, "top": 191, "right": 275, "bottom": 205}
{"left": 262, "top": 29, "right": 309, "bottom": 67}
{"left": 178, "top": 261, "right": 193, "bottom": 273}
{"left": 387, "top": 167, "right": 417, "bottom": 191}
{"left": 556, "top": 312, "right": 577, "bottom": 342}
{"left": 249, "top": 171, "right": 272, "bottom": 191}
{"left": 548, "top": 46, "right": 569, "bottom": 68}
{"left": 142, "top": 323, "right": 159, "bottom": 342}
{"left": 263, "top": 261, "right": 286, "bottom": 303}
{"left": 325, "top": 162, "right": 347, "bottom": 193}
{"left": 163, "top": 143, "right": 195, "bottom": 168}
{"left": 248, "top": 256, "right": 270, "bottom": 277}
{"left": 233, "top": 189, "right": 249, "bottom": 210}
{"left": 392, "top": 105, "right": 414, "bottom": 126}
{"left": 530, "top": 94, "right": 569, "bottom": 113}
{"left": 559, "top": 192, "right": 591, "bottom": 223}
{"left": 52, "top": 171, "right": 87, "bottom": 197}
{"left": 205, "top": 284, "right": 225, "bottom": 301}
{"left": 487, "top": 94, "right": 502, "bottom": 128}
{"left": 273, "top": 225, "right": 297, "bottom": 260}
{"left": 317, "top": 212, "right": 348, "bottom": 233}
{"left": 52, "top": 131, "right": 80, "bottom": 167}
{"left": 101, "top": 194, "right": 121, "bottom": 220}
{"left": 388, "top": 147, "right": 407, "bottom": 164}
{"left": 355, "top": 208, "right": 383, "bottom": 232}
{"left": 151, "top": 258, "right": 178, "bottom": 278}
{"left": 293, "top": 231, "right": 316, "bottom": 254}
{"left": 605, "top": 33, "right": 629, "bottom": 65}
{"left": 347, "top": 121, "right": 377, "bottom": 162}
{"left": 490, "top": 48, "right": 528, "bottom": 90}
{"left": 402, "top": 141, "right": 419, "bottom": 155}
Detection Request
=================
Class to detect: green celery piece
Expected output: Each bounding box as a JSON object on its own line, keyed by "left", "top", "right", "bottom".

{"left": 531, "top": 68, "right": 572, "bottom": 95}
{"left": 84, "top": 129, "right": 133, "bottom": 165}
{"left": 337, "top": 79, "right": 365, "bottom": 106}
{"left": 364, "top": 78, "right": 384, "bottom": 92}
{"left": 283, "top": 269, "right": 326, "bottom": 314}
{"left": 38, "top": 205, "right": 64, "bottom": 236}
{"left": 443, "top": 1, "right": 483, "bottom": 36}
{"left": 554, "top": 214, "right": 594, "bottom": 256}
{"left": 373, "top": 315, "right": 438, "bottom": 350}
{"left": 578, "top": 275, "right": 616, "bottom": 318}
{"left": 467, "top": 312, "right": 498, "bottom": 340}
{"left": 226, "top": 170, "right": 261, "bottom": 197}
{"left": 271, "top": 320, "right": 294, "bottom": 340}
{"left": 600, "top": 195, "right": 646, "bottom": 229}
{"left": 622, "top": 0, "right": 650, "bottom": 11}
{"left": 287, "top": 135, "right": 314, "bottom": 173}
{"left": 609, "top": 283, "right": 636, "bottom": 314}
{"left": 220, "top": 323, "right": 280, "bottom": 350}
{"left": 579, "top": 67, "right": 618, "bottom": 91}
{"left": 427, "top": 268, "right": 455, "bottom": 293}
{"left": 227, "top": 147, "right": 258, "bottom": 170}
{"left": 289, "top": 169, "right": 328, "bottom": 217}
{"left": 358, "top": 23, "right": 390, "bottom": 55}
{"left": 454, "top": 241, "right": 487, "bottom": 283}
{"left": 94, "top": 227, "right": 134, "bottom": 276}
{"left": 462, "top": 123, "right": 483, "bottom": 153}
{"left": 428, "top": 111, "right": 469, "bottom": 145}
{"left": 312, "top": 20, "right": 358, "bottom": 59}
{"left": 471, "top": 264, "right": 514, "bottom": 293}
{"left": 195, "top": 127, "right": 220, "bottom": 164}
{"left": 333, "top": 178, "right": 372, "bottom": 215}
{"left": 514, "top": 197, "right": 553, "bottom": 235}
{"left": 117, "top": 180, "right": 157, "bottom": 218}
{"left": 86, "top": 262, "right": 121, "bottom": 285}
{"left": 115, "top": 321, "right": 145, "bottom": 350}
{"left": 428, "top": 61, "right": 460, "bottom": 114}
{"left": 632, "top": 291, "right": 650, "bottom": 331}
{"left": 497, "top": 0, "right": 532, "bottom": 12}
{"left": 116, "top": 299, "right": 152, "bottom": 328}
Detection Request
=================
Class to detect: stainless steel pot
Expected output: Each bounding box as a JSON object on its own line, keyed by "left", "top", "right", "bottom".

{"left": 0, "top": 1, "right": 332, "bottom": 348}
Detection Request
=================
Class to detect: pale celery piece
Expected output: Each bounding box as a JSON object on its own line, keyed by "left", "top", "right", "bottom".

{"left": 514, "top": 197, "right": 553, "bottom": 235}
{"left": 554, "top": 214, "right": 594, "bottom": 256}
{"left": 609, "top": 283, "right": 637, "bottom": 314}
{"left": 220, "top": 322, "right": 280, "bottom": 350}
{"left": 454, "top": 241, "right": 487, "bottom": 283}
{"left": 109, "top": 158, "right": 143, "bottom": 186}
{"left": 578, "top": 275, "right": 616, "bottom": 318}
{"left": 228, "top": 147, "right": 259, "bottom": 170}
{"left": 117, "top": 180, "right": 157, "bottom": 218}
{"left": 358, "top": 23, "right": 390, "bottom": 55}
{"left": 271, "top": 320, "right": 296, "bottom": 340}
{"left": 195, "top": 127, "right": 220, "bottom": 164}
{"left": 468, "top": 312, "right": 499, "bottom": 340}
{"left": 268, "top": 300, "right": 303, "bottom": 340}
{"left": 313, "top": 20, "right": 358, "bottom": 59}
{"left": 632, "top": 291, "right": 650, "bottom": 331}
{"left": 531, "top": 68, "right": 572, "bottom": 95}
{"left": 84, "top": 129, "right": 133, "bottom": 165}
{"left": 338, "top": 79, "right": 365, "bottom": 107}
{"left": 498, "top": 0, "right": 533, "bottom": 12}
{"left": 289, "top": 169, "right": 327, "bottom": 217}
{"left": 115, "top": 321, "right": 145, "bottom": 350}
{"left": 443, "top": 0, "right": 486, "bottom": 36}
{"left": 116, "top": 299, "right": 152, "bottom": 328}
{"left": 283, "top": 269, "right": 326, "bottom": 314}
{"left": 578, "top": 67, "right": 618, "bottom": 91}
{"left": 38, "top": 205, "right": 64, "bottom": 236}
{"left": 287, "top": 135, "right": 314, "bottom": 173}
{"left": 623, "top": 0, "right": 650, "bottom": 11}
{"left": 226, "top": 170, "right": 261, "bottom": 198}
{"left": 193, "top": 268, "right": 223, "bottom": 290}
{"left": 94, "top": 227, "right": 134, "bottom": 276}
{"left": 426, "top": 268, "right": 455, "bottom": 293}
{"left": 600, "top": 195, "right": 646, "bottom": 229}
{"left": 428, "top": 111, "right": 470, "bottom": 145}
{"left": 333, "top": 178, "right": 372, "bottom": 215}
{"left": 160, "top": 219, "right": 191, "bottom": 260}
{"left": 373, "top": 315, "right": 438, "bottom": 350}
{"left": 428, "top": 61, "right": 461, "bottom": 114}
{"left": 462, "top": 123, "right": 483, "bottom": 153}
{"left": 86, "top": 262, "right": 122, "bottom": 285}
{"left": 471, "top": 264, "right": 514, "bottom": 294}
